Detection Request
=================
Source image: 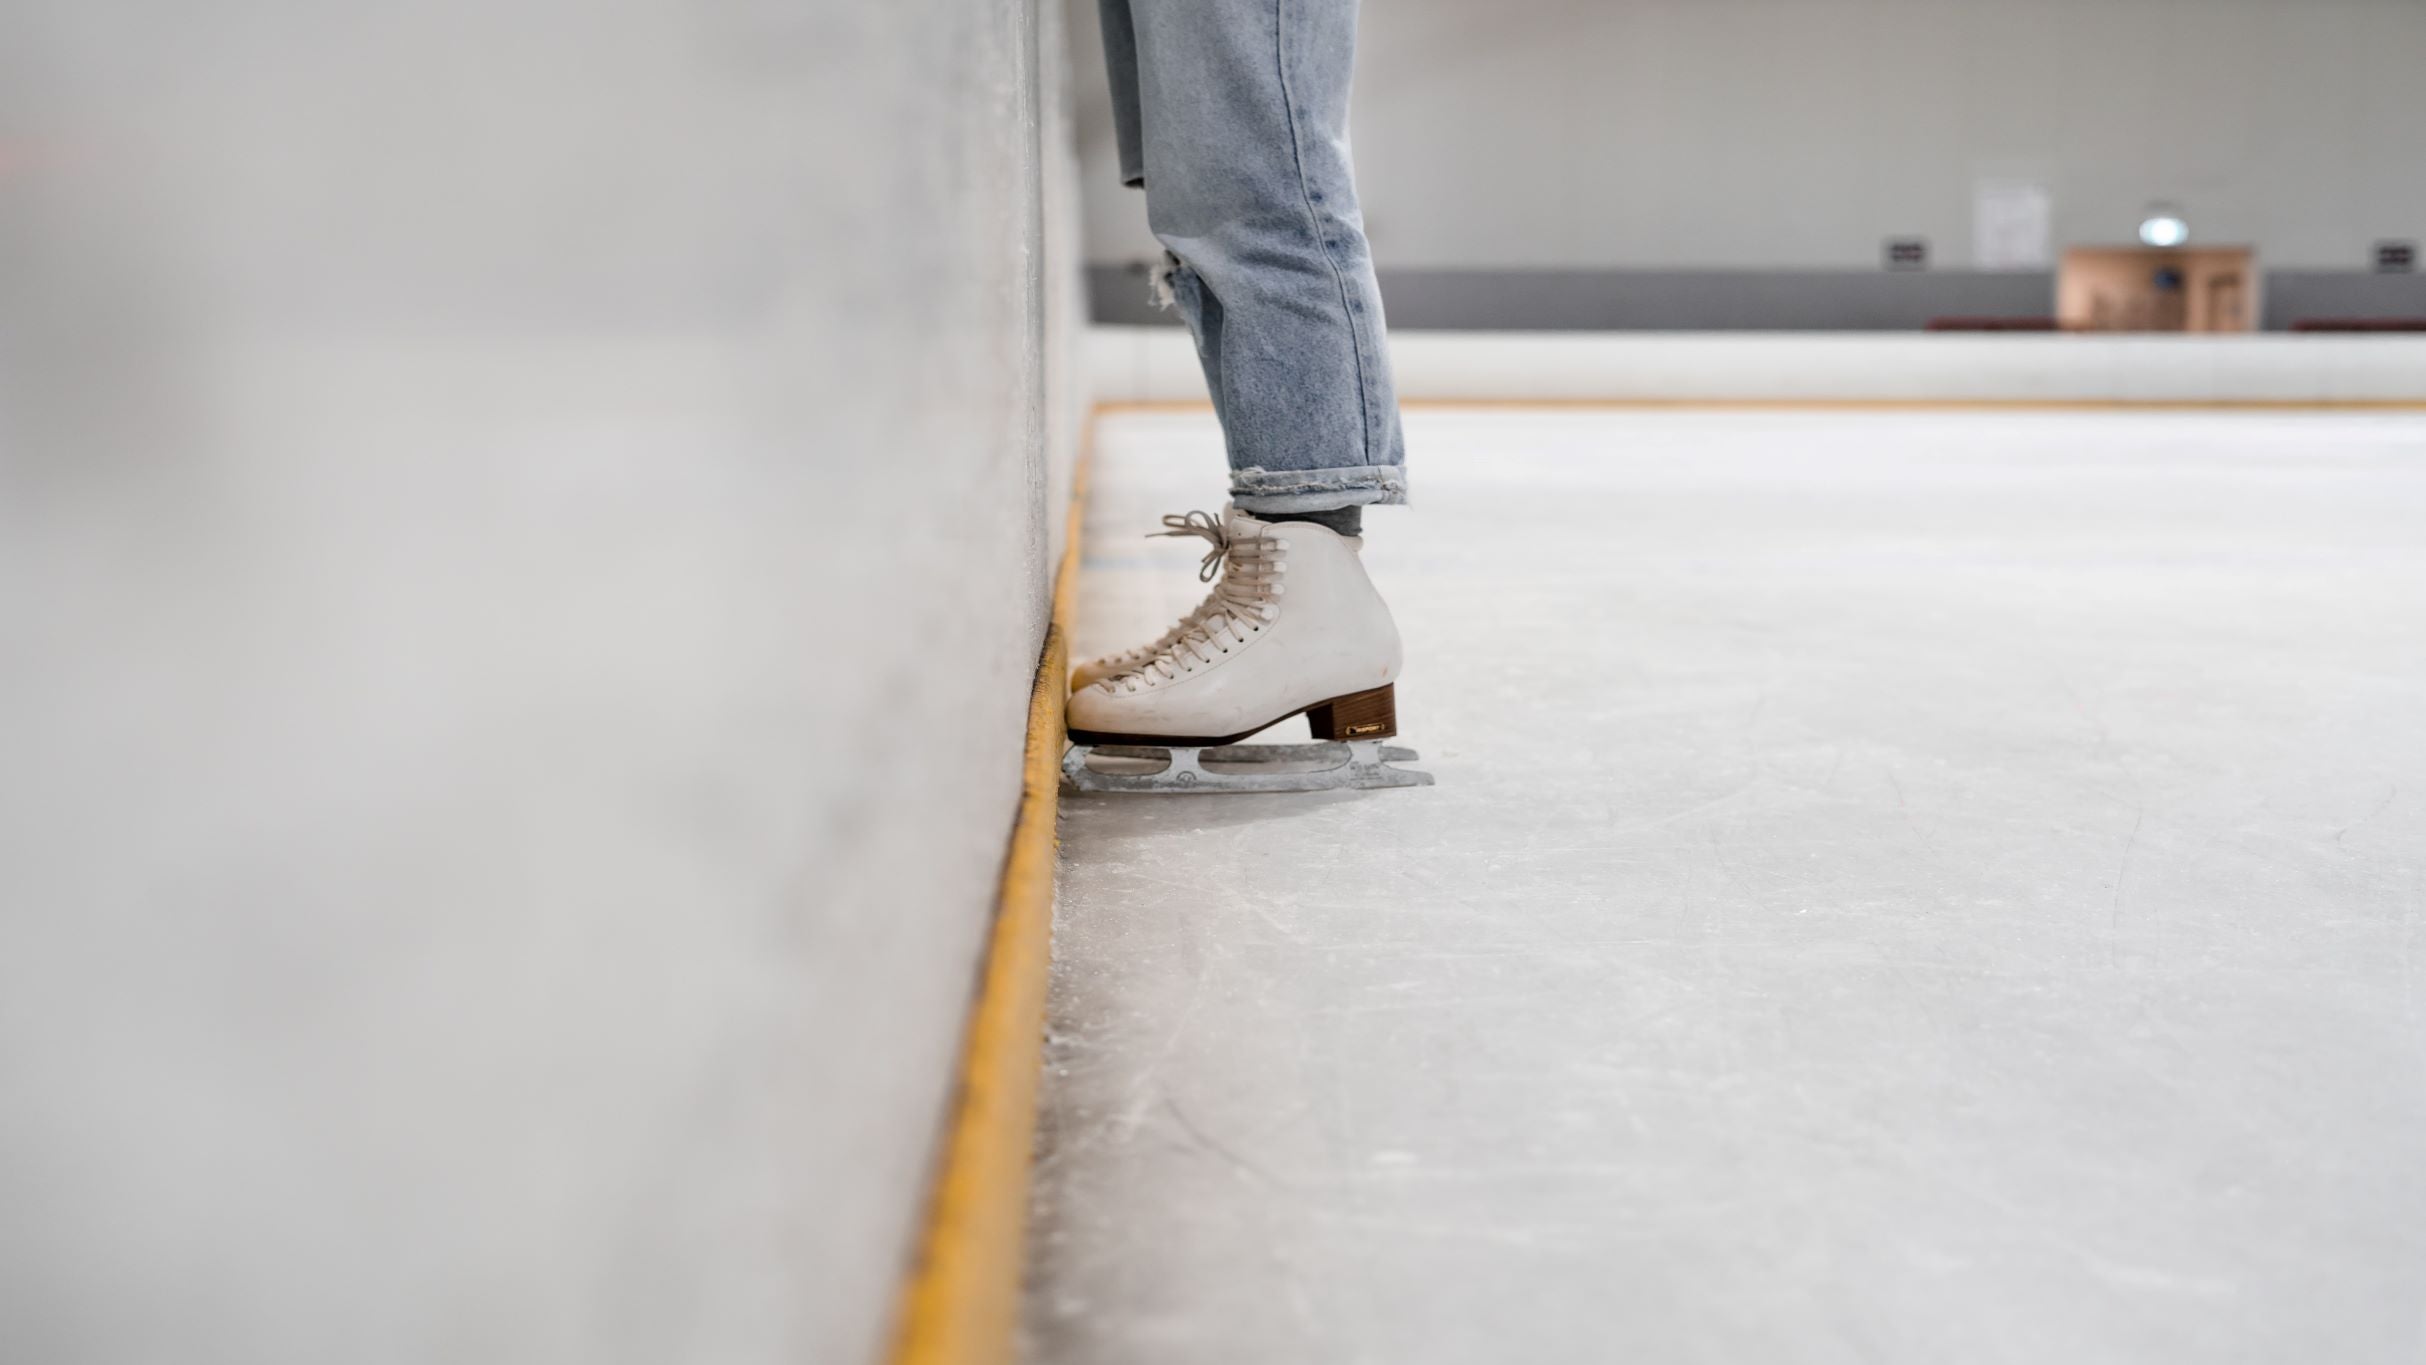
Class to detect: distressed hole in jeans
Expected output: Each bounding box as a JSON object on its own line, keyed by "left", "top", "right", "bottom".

{"left": 1147, "top": 251, "right": 1186, "bottom": 313}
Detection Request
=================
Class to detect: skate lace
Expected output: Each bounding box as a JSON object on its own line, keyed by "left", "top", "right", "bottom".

{"left": 1106, "top": 511, "right": 1282, "bottom": 692}
{"left": 1105, "top": 603, "right": 1209, "bottom": 670}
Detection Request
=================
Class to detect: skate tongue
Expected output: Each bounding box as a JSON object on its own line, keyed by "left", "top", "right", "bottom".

{"left": 1224, "top": 505, "right": 1279, "bottom": 543}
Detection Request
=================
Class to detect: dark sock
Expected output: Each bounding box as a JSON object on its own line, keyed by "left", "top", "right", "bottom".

{"left": 1259, "top": 505, "right": 1364, "bottom": 537}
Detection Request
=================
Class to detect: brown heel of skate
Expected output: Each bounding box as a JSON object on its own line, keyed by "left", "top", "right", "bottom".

{"left": 1306, "top": 684, "right": 1397, "bottom": 742}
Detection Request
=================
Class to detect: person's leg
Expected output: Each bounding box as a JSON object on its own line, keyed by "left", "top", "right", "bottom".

{"left": 1123, "top": 0, "right": 1405, "bottom": 526}
{"left": 1069, "top": 0, "right": 1409, "bottom": 753}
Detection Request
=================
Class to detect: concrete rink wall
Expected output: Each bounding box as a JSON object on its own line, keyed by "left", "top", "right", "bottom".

{"left": 0, "top": 4, "right": 1079, "bottom": 1363}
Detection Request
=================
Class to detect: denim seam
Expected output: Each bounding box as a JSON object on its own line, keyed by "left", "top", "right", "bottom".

{"left": 1269, "top": 0, "right": 1376, "bottom": 465}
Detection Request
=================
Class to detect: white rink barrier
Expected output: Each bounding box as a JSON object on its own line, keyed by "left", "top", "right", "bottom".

{"left": 1089, "top": 326, "right": 2426, "bottom": 406}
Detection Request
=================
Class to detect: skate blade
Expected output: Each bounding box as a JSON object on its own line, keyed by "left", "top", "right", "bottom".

{"left": 1061, "top": 738, "right": 1435, "bottom": 794}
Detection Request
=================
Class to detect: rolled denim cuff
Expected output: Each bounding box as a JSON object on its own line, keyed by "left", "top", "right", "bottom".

{"left": 1230, "top": 463, "right": 1408, "bottom": 515}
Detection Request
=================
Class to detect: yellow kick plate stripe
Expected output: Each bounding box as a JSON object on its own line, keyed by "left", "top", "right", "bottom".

{"left": 888, "top": 417, "right": 1091, "bottom": 1365}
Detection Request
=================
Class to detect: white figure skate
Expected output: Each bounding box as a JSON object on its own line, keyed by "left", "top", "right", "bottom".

{"left": 1063, "top": 507, "right": 1434, "bottom": 794}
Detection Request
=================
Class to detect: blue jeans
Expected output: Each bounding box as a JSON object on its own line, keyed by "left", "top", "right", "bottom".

{"left": 1098, "top": 0, "right": 1408, "bottom": 515}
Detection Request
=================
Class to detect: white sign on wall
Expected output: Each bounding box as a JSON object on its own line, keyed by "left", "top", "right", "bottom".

{"left": 1975, "top": 181, "right": 2053, "bottom": 270}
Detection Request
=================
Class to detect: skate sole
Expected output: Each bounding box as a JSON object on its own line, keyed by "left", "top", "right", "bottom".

{"left": 1066, "top": 682, "right": 1398, "bottom": 748}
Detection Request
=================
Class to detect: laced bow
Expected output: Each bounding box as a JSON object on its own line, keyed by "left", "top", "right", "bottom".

{"left": 1152, "top": 509, "right": 1234, "bottom": 582}
{"left": 1107, "top": 510, "right": 1283, "bottom": 690}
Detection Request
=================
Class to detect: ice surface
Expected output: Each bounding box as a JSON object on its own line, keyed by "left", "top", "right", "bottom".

{"left": 1027, "top": 407, "right": 2426, "bottom": 1364}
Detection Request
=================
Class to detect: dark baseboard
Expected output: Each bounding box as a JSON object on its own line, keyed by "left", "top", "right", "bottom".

{"left": 1087, "top": 265, "right": 2426, "bottom": 333}
{"left": 2262, "top": 272, "right": 2426, "bottom": 331}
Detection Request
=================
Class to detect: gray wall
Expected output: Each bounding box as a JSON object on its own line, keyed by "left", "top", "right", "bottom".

{"left": 0, "top": 4, "right": 1076, "bottom": 1364}
{"left": 1072, "top": 0, "right": 2425, "bottom": 324}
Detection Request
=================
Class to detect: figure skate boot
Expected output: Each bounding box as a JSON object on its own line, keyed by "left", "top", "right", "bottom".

{"left": 1063, "top": 507, "right": 1433, "bottom": 793}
